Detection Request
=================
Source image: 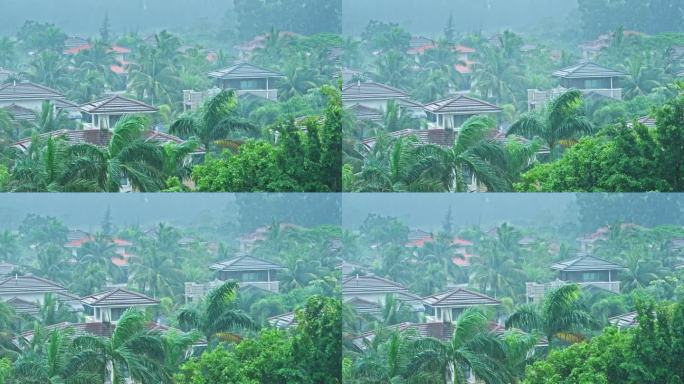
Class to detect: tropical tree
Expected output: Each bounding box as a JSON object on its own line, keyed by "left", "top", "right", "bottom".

{"left": 507, "top": 89, "right": 593, "bottom": 156}
{"left": 411, "top": 307, "right": 511, "bottom": 384}
{"left": 374, "top": 51, "right": 411, "bottom": 89}
{"left": 26, "top": 102, "right": 72, "bottom": 134}
{"left": 177, "top": 281, "right": 253, "bottom": 343}
{"left": 506, "top": 284, "right": 595, "bottom": 348}
{"left": 73, "top": 309, "right": 171, "bottom": 384}
{"left": 62, "top": 115, "right": 165, "bottom": 192}
{"left": 170, "top": 90, "right": 257, "bottom": 152}
{"left": 25, "top": 51, "right": 68, "bottom": 90}
{"left": 472, "top": 44, "right": 521, "bottom": 105}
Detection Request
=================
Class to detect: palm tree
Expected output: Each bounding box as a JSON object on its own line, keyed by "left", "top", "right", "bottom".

{"left": 63, "top": 115, "right": 165, "bottom": 192}
{"left": 170, "top": 89, "right": 257, "bottom": 152}
{"left": 160, "top": 139, "right": 200, "bottom": 183}
{"left": 73, "top": 309, "right": 170, "bottom": 384}
{"left": 13, "top": 327, "right": 101, "bottom": 383}
{"left": 505, "top": 284, "right": 594, "bottom": 348}
{"left": 74, "top": 39, "right": 118, "bottom": 89}
{"left": 0, "top": 37, "right": 16, "bottom": 68}
{"left": 279, "top": 57, "right": 318, "bottom": 99}
{"left": 348, "top": 329, "right": 413, "bottom": 383}
{"left": 76, "top": 233, "right": 124, "bottom": 283}
{"left": 425, "top": 115, "right": 510, "bottom": 192}
{"left": 0, "top": 230, "right": 20, "bottom": 264}
{"left": 177, "top": 281, "right": 253, "bottom": 343}
{"left": 507, "top": 89, "right": 593, "bottom": 155}
{"left": 25, "top": 51, "right": 68, "bottom": 90}
{"left": 472, "top": 45, "right": 521, "bottom": 105}
{"left": 37, "top": 293, "right": 75, "bottom": 326}
{"left": 129, "top": 242, "right": 182, "bottom": 298}
{"left": 375, "top": 50, "right": 411, "bottom": 89}
{"left": 128, "top": 45, "right": 179, "bottom": 105}
{"left": 619, "top": 55, "right": 663, "bottom": 99}
{"left": 411, "top": 308, "right": 511, "bottom": 384}
{"left": 28, "top": 101, "right": 72, "bottom": 133}
{"left": 382, "top": 100, "right": 417, "bottom": 132}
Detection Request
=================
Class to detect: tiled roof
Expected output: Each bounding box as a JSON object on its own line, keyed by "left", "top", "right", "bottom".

{"left": 1, "top": 104, "right": 34, "bottom": 121}
{"left": 552, "top": 62, "right": 627, "bottom": 79}
{"left": 267, "top": 312, "right": 297, "bottom": 328}
{"left": 209, "top": 254, "right": 285, "bottom": 272}
{"left": 0, "top": 81, "right": 65, "bottom": 102}
{"left": 345, "top": 104, "right": 383, "bottom": 122}
{"left": 342, "top": 275, "right": 409, "bottom": 296}
{"left": 342, "top": 81, "right": 409, "bottom": 102}
{"left": 362, "top": 128, "right": 456, "bottom": 149}
{"left": 208, "top": 62, "right": 284, "bottom": 80}
{"left": 609, "top": 311, "right": 638, "bottom": 328}
{"left": 551, "top": 255, "right": 625, "bottom": 272}
{"left": 635, "top": 115, "right": 656, "bottom": 128}
{"left": 0, "top": 275, "right": 67, "bottom": 296}
{"left": 81, "top": 288, "right": 159, "bottom": 307}
{"left": 0, "top": 263, "right": 18, "bottom": 276}
{"left": 344, "top": 296, "right": 382, "bottom": 314}
{"left": 80, "top": 95, "right": 157, "bottom": 115}
{"left": 423, "top": 95, "right": 501, "bottom": 114}
{"left": 12, "top": 129, "right": 195, "bottom": 151}
{"left": 422, "top": 288, "right": 500, "bottom": 308}
{"left": 5, "top": 297, "right": 39, "bottom": 315}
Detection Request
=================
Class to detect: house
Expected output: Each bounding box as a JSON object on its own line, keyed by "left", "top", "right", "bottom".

{"left": 79, "top": 95, "right": 158, "bottom": 130}
{"left": 0, "top": 104, "right": 35, "bottom": 122}
{"left": 81, "top": 288, "right": 159, "bottom": 324}
{"left": 64, "top": 36, "right": 89, "bottom": 50}
{"left": 0, "top": 81, "right": 70, "bottom": 112}
{"left": 210, "top": 254, "right": 285, "bottom": 292}
{"left": 184, "top": 255, "right": 286, "bottom": 302}
{"left": 337, "top": 261, "right": 366, "bottom": 277}
{"left": 183, "top": 62, "right": 284, "bottom": 111}
{"left": 527, "top": 62, "right": 627, "bottom": 111}
{"left": 526, "top": 254, "right": 625, "bottom": 303}
{"left": 423, "top": 95, "right": 502, "bottom": 130}
{"left": 208, "top": 62, "right": 283, "bottom": 101}
{"left": 628, "top": 115, "right": 656, "bottom": 128}
{"left": 422, "top": 287, "right": 500, "bottom": 322}
{"left": 342, "top": 81, "right": 424, "bottom": 118}
{"left": 345, "top": 103, "right": 383, "bottom": 123}
{"left": 0, "top": 274, "right": 83, "bottom": 312}
{"left": 0, "top": 262, "right": 18, "bottom": 276}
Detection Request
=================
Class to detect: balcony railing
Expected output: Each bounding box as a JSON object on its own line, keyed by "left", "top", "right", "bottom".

{"left": 527, "top": 87, "right": 623, "bottom": 110}
{"left": 526, "top": 280, "right": 620, "bottom": 303}
{"left": 184, "top": 280, "right": 280, "bottom": 302}
{"left": 182, "top": 88, "right": 278, "bottom": 111}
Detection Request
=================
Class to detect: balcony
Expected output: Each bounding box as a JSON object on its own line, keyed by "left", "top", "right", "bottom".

{"left": 527, "top": 87, "right": 622, "bottom": 111}
{"left": 183, "top": 88, "right": 278, "bottom": 111}
{"left": 184, "top": 280, "right": 280, "bottom": 302}
{"left": 526, "top": 280, "right": 620, "bottom": 303}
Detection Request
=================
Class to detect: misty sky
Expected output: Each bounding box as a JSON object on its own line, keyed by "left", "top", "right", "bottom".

{"left": 0, "top": 0, "right": 233, "bottom": 35}
{"left": 342, "top": 0, "right": 577, "bottom": 36}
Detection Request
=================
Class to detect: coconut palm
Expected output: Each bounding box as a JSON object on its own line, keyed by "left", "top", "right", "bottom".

{"left": 128, "top": 45, "right": 179, "bottom": 106}
{"left": 170, "top": 89, "right": 258, "bottom": 152}
{"left": 375, "top": 50, "right": 411, "bottom": 89}
{"left": 619, "top": 55, "right": 663, "bottom": 99}
{"left": 28, "top": 101, "right": 72, "bottom": 133}
{"left": 507, "top": 89, "right": 593, "bottom": 155}
{"left": 62, "top": 115, "right": 165, "bottom": 192}
{"left": 177, "top": 281, "right": 254, "bottom": 343}
{"left": 25, "top": 51, "right": 69, "bottom": 90}
{"left": 0, "top": 37, "right": 16, "bottom": 68}
{"left": 424, "top": 115, "right": 510, "bottom": 192}
{"left": 410, "top": 307, "right": 511, "bottom": 384}
{"left": 160, "top": 139, "right": 200, "bottom": 182}
{"left": 129, "top": 241, "right": 182, "bottom": 299}
{"left": 382, "top": 100, "right": 417, "bottom": 132}
{"left": 74, "top": 39, "right": 118, "bottom": 88}
{"left": 76, "top": 233, "right": 124, "bottom": 283}
{"left": 348, "top": 329, "right": 414, "bottom": 383}
{"left": 73, "top": 308, "right": 171, "bottom": 384}
{"left": 13, "top": 327, "right": 101, "bottom": 383}
{"left": 505, "top": 284, "right": 595, "bottom": 348}
{"left": 472, "top": 45, "right": 521, "bottom": 105}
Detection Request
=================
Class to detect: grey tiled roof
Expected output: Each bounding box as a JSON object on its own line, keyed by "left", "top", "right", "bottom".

{"left": 362, "top": 128, "right": 456, "bottom": 149}
{"left": 345, "top": 103, "right": 383, "bottom": 121}
{"left": 342, "top": 81, "right": 409, "bottom": 102}
{"left": 2, "top": 104, "right": 35, "bottom": 121}
{"left": 80, "top": 95, "right": 157, "bottom": 115}
{"left": 12, "top": 129, "right": 194, "bottom": 151}
{"left": 609, "top": 311, "right": 638, "bottom": 328}
{"left": 423, "top": 95, "right": 502, "bottom": 114}
{"left": 0, "top": 275, "right": 67, "bottom": 296}
{"left": 209, "top": 254, "right": 285, "bottom": 272}
{"left": 0, "top": 81, "right": 65, "bottom": 102}
{"left": 551, "top": 255, "right": 625, "bottom": 272}
{"left": 81, "top": 288, "right": 159, "bottom": 308}
{"left": 342, "top": 275, "right": 409, "bottom": 296}
{"left": 344, "top": 296, "right": 382, "bottom": 314}
{"left": 208, "top": 62, "right": 284, "bottom": 80}
{"left": 267, "top": 312, "right": 297, "bottom": 328}
{"left": 5, "top": 297, "right": 39, "bottom": 315}
{"left": 422, "top": 288, "right": 500, "bottom": 308}
{"left": 552, "top": 62, "right": 627, "bottom": 79}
